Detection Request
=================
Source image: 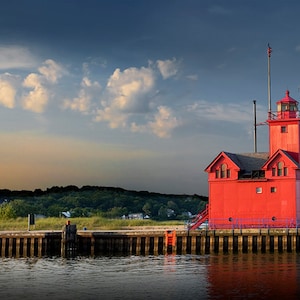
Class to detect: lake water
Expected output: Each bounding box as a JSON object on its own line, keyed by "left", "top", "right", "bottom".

{"left": 0, "top": 253, "right": 299, "bottom": 299}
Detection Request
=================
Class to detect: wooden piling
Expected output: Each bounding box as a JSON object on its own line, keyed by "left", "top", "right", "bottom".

{"left": 61, "top": 224, "right": 77, "bottom": 258}
{"left": 191, "top": 235, "right": 197, "bottom": 254}
{"left": 1, "top": 228, "right": 300, "bottom": 257}
{"left": 2, "top": 238, "right": 6, "bottom": 257}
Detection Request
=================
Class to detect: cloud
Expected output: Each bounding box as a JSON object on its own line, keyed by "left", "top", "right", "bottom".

{"left": 186, "top": 100, "right": 259, "bottom": 123}
{"left": 95, "top": 65, "right": 155, "bottom": 128}
{"left": 1, "top": 55, "right": 183, "bottom": 138}
{"left": 93, "top": 60, "right": 183, "bottom": 137}
{"left": 63, "top": 76, "right": 101, "bottom": 113}
{"left": 131, "top": 106, "right": 181, "bottom": 138}
{"left": 149, "top": 106, "right": 181, "bottom": 138}
{"left": 0, "top": 46, "right": 38, "bottom": 69}
{"left": 0, "top": 73, "right": 19, "bottom": 108}
{"left": 38, "top": 59, "right": 66, "bottom": 83}
{"left": 106, "top": 66, "right": 155, "bottom": 111}
{"left": 22, "top": 73, "right": 49, "bottom": 113}
{"left": 22, "top": 59, "right": 65, "bottom": 113}
{"left": 0, "top": 80, "right": 16, "bottom": 108}
{"left": 157, "top": 58, "right": 179, "bottom": 79}
{"left": 186, "top": 74, "right": 198, "bottom": 81}
{"left": 95, "top": 106, "right": 128, "bottom": 128}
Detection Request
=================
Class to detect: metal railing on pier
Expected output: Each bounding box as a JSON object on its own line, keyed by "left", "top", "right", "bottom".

{"left": 209, "top": 217, "right": 298, "bottom": 230}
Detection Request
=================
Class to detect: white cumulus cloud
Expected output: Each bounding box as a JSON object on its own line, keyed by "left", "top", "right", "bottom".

{"left": 131, "top": 106, "right": 181, "bottom": 138}
{"left": 64, "top": 76, "right": 101, "bottom": 113}
{"left": 0, "top": 80, "right": 16, "bottom": 108}
{"left": 95, "top": 106, "right": 128, "bottom": 129}
{"left": 38, "top": 59, "right": 66, "bottom": 83}
{"left": 95, "top": 65, "right": 155, "bottom": 128}
{"left": 106, "top": 66, "right": 155, "bottom": 111}
{"left": 157, "top": 58, "right": 179, "bottom": 79}
{"left": 22, "top": 59, "right": 65, "bottom": 113}
{"left": 0, "top": 73, "right": 19, "bottom": 108}
{"left": 22, "top": 73, "right": 49, "bottom": 113}
{"left": 149, "top": 106, "right": 180, "bottom": 138}
{"left": 94, "top": 60, "right": 183, "bottom": 137}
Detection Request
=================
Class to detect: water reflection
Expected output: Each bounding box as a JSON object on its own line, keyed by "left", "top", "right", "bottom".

{"left": 207, "top": 253, "right": 300, "bottom": 299}
{"left": 0, "top": 255, "right": 208, "bottom": 299}
{"left": 0, "top": 253, "right": 299, "bottom": 299}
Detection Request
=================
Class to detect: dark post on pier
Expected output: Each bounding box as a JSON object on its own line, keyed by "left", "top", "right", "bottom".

{"left": 61, "top": 222, "right": 77, "bottom": 258}
{"left": 27, "top": 214, "right": 35, "bottom": 231}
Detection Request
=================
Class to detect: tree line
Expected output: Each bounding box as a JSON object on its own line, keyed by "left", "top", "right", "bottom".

{"left": 0, "top": 185, "right": 208, "bottom": 220}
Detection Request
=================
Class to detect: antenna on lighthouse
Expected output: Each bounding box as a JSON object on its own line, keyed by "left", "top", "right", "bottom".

{"left": 253, "top": 100, "right": 257, "bottom": 152}
{"left": 267, "top": 43, "right": 272, "bottom": 119}
{"left": 251, "top": 45, "right": 272, "bottom": 152}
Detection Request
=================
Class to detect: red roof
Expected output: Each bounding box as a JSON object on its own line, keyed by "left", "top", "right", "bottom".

{"left": 276, "top": 90, "right": 298, "bottom": 105}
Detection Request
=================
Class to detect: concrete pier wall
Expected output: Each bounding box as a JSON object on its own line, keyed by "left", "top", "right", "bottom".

{"left": 0, "top": 228, "right": 300, "bottom": 257}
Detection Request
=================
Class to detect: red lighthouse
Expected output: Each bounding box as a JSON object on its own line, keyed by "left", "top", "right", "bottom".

{"left": 190, "top": 90, "right": 300, "bottom": 229}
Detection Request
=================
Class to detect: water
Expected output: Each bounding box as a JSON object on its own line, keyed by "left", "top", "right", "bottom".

{"left": 0, "top": 253, "right": 299, "bottom": 299}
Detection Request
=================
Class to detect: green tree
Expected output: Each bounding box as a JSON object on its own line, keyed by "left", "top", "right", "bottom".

{"left": 167, "top": 200, "right": 179, "bottom": 213}
{"left": 47, "top": 204, "right": 66, "bottom": 217}
{"left": 10, "top": 199, "right": 34, "bottom": 217}
{"left": 157, "top": 206, "right": 167, "bottom": 220}
{"left": 103, "top": 207, "right": 127, "bottom": 218}
{"left": 0, "top": 202, "right": 16, "bottom": 219}
{"left": 142, "top": 202, "right": 152, "bottom": 216}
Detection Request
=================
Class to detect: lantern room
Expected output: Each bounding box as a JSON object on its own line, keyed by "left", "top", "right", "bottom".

{"left": 276, "top": 90, "right": 298, "bottom": 119}
{"left": 268, "top": 91, "right": 300, "bottom": 161}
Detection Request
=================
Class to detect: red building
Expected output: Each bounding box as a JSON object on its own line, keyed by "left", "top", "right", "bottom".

{"left": 193, "top": 91, "right": 300, "bottom": 229}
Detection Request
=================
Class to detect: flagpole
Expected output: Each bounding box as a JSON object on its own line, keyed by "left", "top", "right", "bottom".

{"left": 267, "top": 44, "right": 272, "bottom": 119}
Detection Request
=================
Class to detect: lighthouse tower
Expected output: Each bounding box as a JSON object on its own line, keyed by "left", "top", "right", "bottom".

{"left": 268, "top": 90, "right": 300, "bottom": 162}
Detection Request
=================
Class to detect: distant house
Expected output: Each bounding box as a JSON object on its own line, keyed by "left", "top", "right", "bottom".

{"left": 61, "top": 211, "right": 71, "bottom": 218}
{"left": 205, "top": 91, "right": 300, "bottom": 228}
{"left": 166, "top": 209, "right": 175, "bottom": 218}
{"left": 128, "top": 213, "right": 144, "bottom": 220}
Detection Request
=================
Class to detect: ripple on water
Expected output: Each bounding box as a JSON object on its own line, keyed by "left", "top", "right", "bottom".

{"left": 0, "top": 253, "right": 299, "bottom": 299}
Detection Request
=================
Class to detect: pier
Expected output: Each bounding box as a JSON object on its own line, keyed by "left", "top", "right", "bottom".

{"left": 1, "top": 226, "right": 300, "bottom": 257}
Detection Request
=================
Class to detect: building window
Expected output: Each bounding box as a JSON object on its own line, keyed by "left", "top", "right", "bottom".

{"left": 256, "top": 187, "right": 262, "bottom": 194}
{"left": 281, "top": 126, "right": 287, "bottom": 133}
{"left": 226, "top": 169, "right": 231, "bottom": 178}
{"left": 272, "top": 168, "right": 276, "bottom": 176}
{"left": 271, "top": 187, "right": 276, "bottom": 193}
{"left": 221, "top": 164, "right": 226, "bottom": 178}
{"left": 277, "top": 162, "right": 285, "bottom": 176}
{"left": 290, "top": 103, "right": 297, "bottom": 111}
{"left": 216, "top": 164, "right": 231, "bottom": 179}
{"left": 272, "top": 162, "right": 288, "bottom": 177}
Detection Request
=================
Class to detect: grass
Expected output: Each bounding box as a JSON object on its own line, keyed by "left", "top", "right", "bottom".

{"left": 0, "top": 217, "right": 184, "bottom": 231}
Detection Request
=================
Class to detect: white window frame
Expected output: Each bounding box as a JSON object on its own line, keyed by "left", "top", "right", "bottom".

{"left": 256, "top": 187, "right": 262, "bottom": 194}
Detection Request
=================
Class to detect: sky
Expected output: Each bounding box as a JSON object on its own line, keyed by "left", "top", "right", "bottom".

{"left": 0, "top": 0, "right": 300, "bottom": 195}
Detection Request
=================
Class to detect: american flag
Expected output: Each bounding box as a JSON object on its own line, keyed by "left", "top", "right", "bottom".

{"left": 267, "top": 44, "right": 272, "bottom": 57}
